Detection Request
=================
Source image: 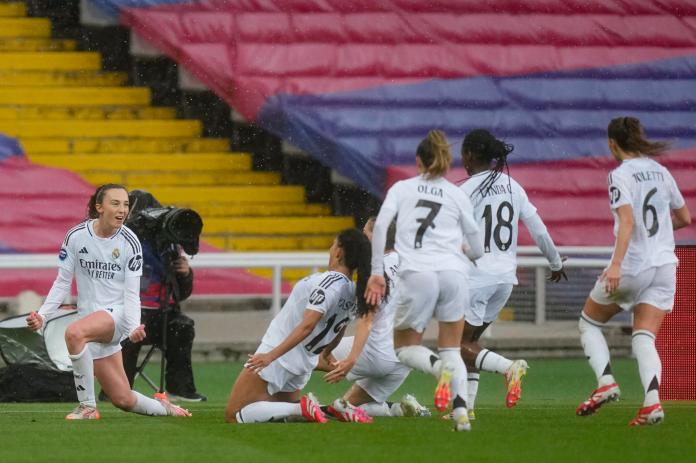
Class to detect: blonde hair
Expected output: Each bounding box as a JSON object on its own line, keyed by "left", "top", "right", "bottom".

{"left": 417, "top": 129, "right": 451, "bottom": 179}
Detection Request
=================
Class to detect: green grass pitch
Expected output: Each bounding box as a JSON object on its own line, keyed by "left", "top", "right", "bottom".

{"left": 1, "top": 358, "right": 694, "bottom": 463}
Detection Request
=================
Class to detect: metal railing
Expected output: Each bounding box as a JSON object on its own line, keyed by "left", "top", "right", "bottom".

{"left": 0, "top": 247, "right": 611, "bottom": 321}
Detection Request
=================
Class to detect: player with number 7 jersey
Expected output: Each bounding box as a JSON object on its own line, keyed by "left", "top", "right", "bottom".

{"left": 225, "top": 229, "right": 374, "bottom": 424}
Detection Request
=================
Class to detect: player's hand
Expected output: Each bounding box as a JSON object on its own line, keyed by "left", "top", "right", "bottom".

{"left": 365, "top": 275, "right": 386, "bottom": 306}
{"left": 26, "top": 311, "right": 44, "bottom": 331}
{"left": 172, "top": 256, "right": 191, "bottom": 276}
{"left": 128, "top": 324, "right": 146, "bottom": 343}
{"left": 548, "top": 256, "right": 568, "bottom": 283}
{"left": 601, "top": 262, "right": 622, "bottom": 294}
{"left": 245, "top": 352, "right": 274, "bottom": 374}
{"left": 324, "top": 358, "right": 356, "bottom": 384}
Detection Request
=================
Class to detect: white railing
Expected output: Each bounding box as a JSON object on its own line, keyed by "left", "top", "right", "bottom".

{"left": 0, "top": 247, "right": 611, "bottom": 322}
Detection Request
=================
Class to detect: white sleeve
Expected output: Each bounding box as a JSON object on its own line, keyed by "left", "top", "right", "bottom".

{"left": 122, "top": 275, "right": 142, "bottom": 337}
{"left": 608, "top": 170, "right": 632, "bottom": 210}
{"left": 522, "top": 212, "right": 563, "bottom": 271}
{"left": 37, "top": 266, "right": 73, "bottom": 321}
{"left": 457, "top": 192, "right": 484, "bottom": 261}
{"left": 371, "top": 186, "right": 399, "bottom": 275}
{"left": 666, "top": 170, "right": 686, "bottom": 209}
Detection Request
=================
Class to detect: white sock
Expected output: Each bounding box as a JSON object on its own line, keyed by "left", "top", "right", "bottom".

{"left": 579, "top": 313, "right": 615, "bottom": 387}
{"left": 475, "top": 349, "right": 513, "bottom": 375}
{"left": 396, "top": 345, "right": 441, "bottom": 377}
{"left": 360, "top": 402, "right": 395, "bottom": 417}
{"left": 439, "top": 348, "right": 468, "bottom": 414}
{"left": 467, "top": 372, "right": 480, "bottom": 411}
{"left": 128, "top": 391, "right": 168, "bottom": 416}
{"left": 235, "top": 401, "right": 302, "bottom": 423}
{"left": 68, "top": 345, "right": 96, "bottom": 408}
{"left": 632, "top": 330, "right": 661, "bottom": 407}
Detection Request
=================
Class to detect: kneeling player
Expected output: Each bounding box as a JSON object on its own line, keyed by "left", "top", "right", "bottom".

{"left": 317, "top": 218, "right": 429, "bottom": 420}
{"left": 225, "top": 229, "right": 373, "bottom": 424}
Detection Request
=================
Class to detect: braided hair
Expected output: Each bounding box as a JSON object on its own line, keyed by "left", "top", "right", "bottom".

{"left": 461, "top": 129, "right": 514, "bottom": 202}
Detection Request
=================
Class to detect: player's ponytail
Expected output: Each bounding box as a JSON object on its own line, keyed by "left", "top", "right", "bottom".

{"left": 608, "top": 116, "right": 670, "bottom": 157}
{"left": 337, "top": 228, "right": 374, "bottom": 318}
{"left": 417, "top": 129, "right": 452, "bottom": 180}
{"left": 87, "top": 184, "right": 128, "bottom": 219}
{"left": 461, "top": 129, "right": 514, "bottom": 201}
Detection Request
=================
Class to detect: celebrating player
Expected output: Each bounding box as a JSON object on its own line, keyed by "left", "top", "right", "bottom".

{"left": 225, "top": 228, "right": 373, "bottom": 424}
{"left": 458, "top": 129, "right": 567, "bottom": 417}
{"left": 318, "top": 217, "right": 429, "bottom": 420}
{"left": 365, "top": 129, "right": 483, "bottom": 431}
{"left": 576, "top": 117, "right": 691, "bottom": 426}
{"left": 26, "top": 184, "right": 190, "bottom": 420}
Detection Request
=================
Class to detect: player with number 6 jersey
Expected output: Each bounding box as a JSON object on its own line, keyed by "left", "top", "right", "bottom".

{"left": 366, "top": 129, "right": 483, "bottom": 432}
{"left": 577, "top": 117, "right": 691, "bottom": 426}
{"left": 457, "top": 130, "right": 567, "bottom": 416}
{"left": 225, "top": 229, "right": 374, "bottom": 424}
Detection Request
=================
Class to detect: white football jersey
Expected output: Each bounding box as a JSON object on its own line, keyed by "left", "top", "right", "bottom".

{"left": 607, "top": 157, "right": 685, "bottom": 275}
{"left": 58, "top": 220, "right": 143, "bottom": 315}
{"left": 262, "top": 271, "right": 356, "bottom": 375}
{"left": 461, "top": 171, "right": 537, "bottom": 287}
{"left": 379, "top": 175, "right": 479, "bottom": 274}
{"left": 363, "top": 251, "right": 400, "bottom": 362}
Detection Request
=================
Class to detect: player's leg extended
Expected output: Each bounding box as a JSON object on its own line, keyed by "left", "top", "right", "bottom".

{"left": 63, "top": 311, "right": 116, "bottom": 419}
{"left": 95, "top": 352, "right": 190, "bottom": 417}
{"left": 438, "top": 318, "right": 470, "bottom": 431}
{"left": 460, "top": 322, "right": 490, "bottom": 418}
{"left": 576, "top": 297, "right": 622, "bottom": 416}
{"left": 629, "top": 303, "right": 666, "bottom": 426}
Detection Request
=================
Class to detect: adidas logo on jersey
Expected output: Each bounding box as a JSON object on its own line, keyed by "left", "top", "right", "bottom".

{"left": 79, "top": 247, "right": 89, "bottom": 254}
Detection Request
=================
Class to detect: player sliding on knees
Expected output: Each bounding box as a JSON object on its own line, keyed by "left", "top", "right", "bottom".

{"left": 27, "top": 184, "right": 190, "bottom": 420}
{"left": 457, "top": 130, "right": 567, "bottom": 418}
{"left": 576, "top": 117, "right": 691, "bottom": 426}
{"left": 225, "top": 229, "right": 374, "bottom": 424}
{"left": 317, "top": 218, "right": 429, "bottom": 420}
{"left": 366, "top": 130, "right": 483, "bottom": 432}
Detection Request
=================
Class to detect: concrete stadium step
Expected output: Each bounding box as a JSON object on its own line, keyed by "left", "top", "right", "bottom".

{"left": 0, "top": 87, "right": 150, "bottom": 105}
{"left": 179, "top": 202, "right": 331, "bottom": 217}
{"left": 0, "top": 3, "right": 26, "bottom": 17}
{"left": 0, "top": 18, "right": 50, "bottom": 38}
{"left": 148, "top": 185, "right": 307, "bottom": 204}
{"left": 28, "top": 153, "right": 252, "bottom": 171}
{"left": 0, "top": 106, "right": 175, "bottom": 120}
{"left": 203, "top": 234, "right": 336, "bottom": 251}
{"left": 0, "top": 38, "right": 77, "bottom": 52}
{"left": 0, "top": 52, "right": 101, "bottom": 70}
{"left": 0, "top": 70, "right": 127, "bottom": 86}
{"left": 0, "top": 119, "right": 201, "bottom": 137}
{"left": 84, "top": 170, "right": 281, "bottom": 187}
{"left": 22, "top": 137, "right": 229, "bottom": 153}
{"left": 203, "top": 216, "right": 354, "bottom": 235}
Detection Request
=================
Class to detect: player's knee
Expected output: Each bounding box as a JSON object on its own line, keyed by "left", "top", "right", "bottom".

{"left": 224, "top": 405, "right": 239, "bottom": 423}
{"left": 110, "top": 391, "right": 136, "bottom": 411}
{"left": 64, "top": 324, "right": 84, "bottom": 346}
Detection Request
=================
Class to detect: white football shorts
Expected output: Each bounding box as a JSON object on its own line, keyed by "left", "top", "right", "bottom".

{"left": 255, "top": 343, "right": 312, "bottom": 396}
{"left": 88, "top": 306, "right": 128, "bottom": 360}
{"left": 589, "top": 263, "right": 676, "bottom": 312}
{"left": 393, "top": 270, "right": 468, "bottom": 333}
{"left": 466, "top": 283, "right": 514, "bottom": 326}
{"left": 332, "top": 336, "right": 410, "bottom": 403}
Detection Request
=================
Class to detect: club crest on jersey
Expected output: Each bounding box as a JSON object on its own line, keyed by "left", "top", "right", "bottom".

{"left": 609, "top": 186, "right": 621, "bottom": 205}
{"left": 309, "top": 288, "right": 326, "bottom": 305}
{"left": 128, "top": 254, "right": 143, "bottom": 272}
{"left": 112, "top": 248, "right": 120, "bottom": 260}
{"left": 58, "top": 248, "right": 68, "bottom": 261}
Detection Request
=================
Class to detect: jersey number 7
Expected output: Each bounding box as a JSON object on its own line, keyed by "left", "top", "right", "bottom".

{"left": 414, "top": 200, "right": 442, "bottom": 249}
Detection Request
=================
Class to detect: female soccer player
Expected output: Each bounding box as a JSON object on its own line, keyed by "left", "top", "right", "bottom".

{"left": 366, "top": 129, "right": 483, "bottom": 431}
{"left": 27, "top": 184, "right": 190, "bottom": 420}
{"left": 318, "top": 217, "right": 429, "bottom": 420}
{"left": 225, "top": 228, "right": 373, "bottom": 424}
{"left": 576, "top": 117, "right": 691, "bottom": 426}
{"left": 458, "top": 129, "right": 567, "bottom": 417}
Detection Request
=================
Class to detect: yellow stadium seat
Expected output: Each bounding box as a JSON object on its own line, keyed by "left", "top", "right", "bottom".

{"left": 0, "top": 70, "right": 127, "bottom": 86}
{"left": 203, "top": 217, "right": 354, "bottom": 235}
{"left": 0, "top": 87, "right": 149, "bottom": 105}
{"left": 28, "top": 153, "right": 252, "bottom": 171}
{"left": 0, "top": 52, "right": 101, "bottom": 70}
{"left": 0, "top": 18, "right": 50, "bottom": 38}
{"left": 0, "top": 119, "right": 201, "bottom": 137}
{"left": 0, "top": 3, "right": 27, "bottom": 17}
